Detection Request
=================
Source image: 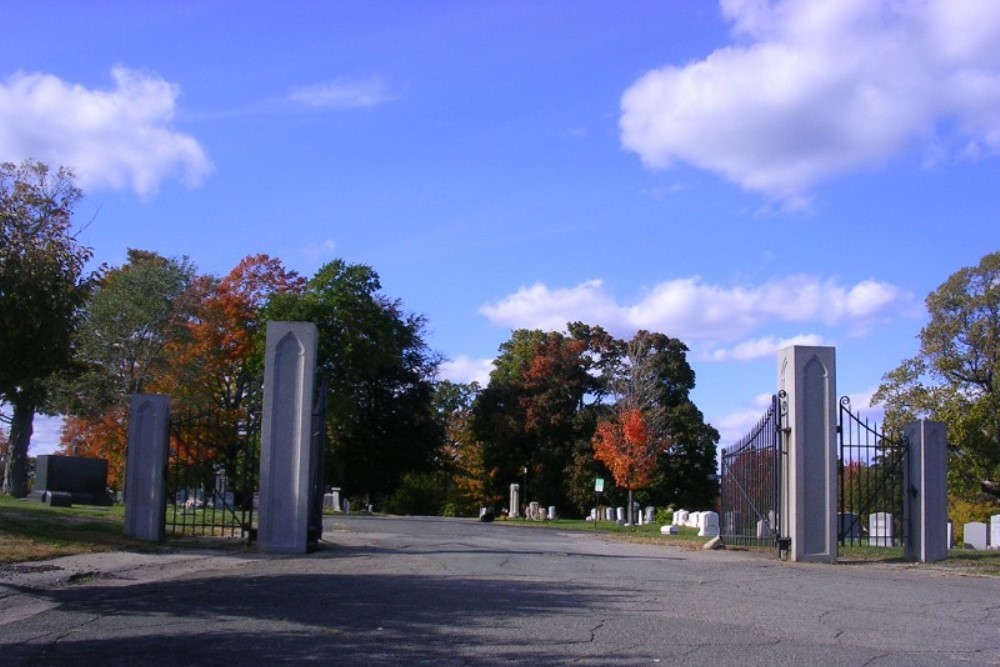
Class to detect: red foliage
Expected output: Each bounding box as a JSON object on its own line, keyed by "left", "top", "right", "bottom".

{"left": 593, "top": 408, "right": 661, "bottom": 491}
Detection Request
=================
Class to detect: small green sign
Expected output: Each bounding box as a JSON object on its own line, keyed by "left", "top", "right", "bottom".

{"left": 594, "top": 477, "right": 605, "bottom": 493}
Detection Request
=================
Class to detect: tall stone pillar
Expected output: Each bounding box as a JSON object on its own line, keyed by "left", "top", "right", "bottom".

{"left": 509, "top": 483, "right": 521, "bottom": 519}
{"left": 258, "top": 322, "right": 318, "bottom": 554}
{"left": 778, "top": 346, "right": 837, "bottom": 563}
{"left": 124, "top": 394, "right": 171, "bottom": 542}
{"left": 903, "top": 420, "right": 948, "bottom": 562}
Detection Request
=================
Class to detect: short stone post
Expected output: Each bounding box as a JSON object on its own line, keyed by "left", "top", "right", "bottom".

{"left": 903, "top": 420, "right": 948, "bottom": 562}
{"left": 124, "top": 394, "right": 171, "bottom": 542}
{"left": 778, "top": 346, "right": 837, "bottom": 563}
{"left": 509, "top": 483, "right": 520, "bottom": 518}
{"left": 258, "top": 322, "right": 319, "bottom": 554}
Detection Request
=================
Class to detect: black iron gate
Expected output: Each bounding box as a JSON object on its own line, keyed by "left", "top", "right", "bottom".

{"left": 720, "top": 391, "right": 785, "bottom": 549}
{"left": 166, "top": 405, "right": 260, "bottom": 542}
{"left": 837, "top": 397, "right": 909, "bottom": 548}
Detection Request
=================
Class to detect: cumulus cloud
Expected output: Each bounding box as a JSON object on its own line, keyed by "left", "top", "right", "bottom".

{"left": 709, "top": 333, "right": 826, "bottom": 361}
{"left": 290, "top": 77, "right": 395, "bottom": 109}
{"left": 0, "top": 67, "right": 212, "bottom": 197}
{"left": 479, "top": 275, "right": 913, "bottom": 352}
{"left": 480, "top": 275, "right": 908, "bottom": 345}
{"left": 620, "top": 0, "right": 1000, "bottom": 202}
{"left": 438, "top": 355, "right": 495, "bottom": 386}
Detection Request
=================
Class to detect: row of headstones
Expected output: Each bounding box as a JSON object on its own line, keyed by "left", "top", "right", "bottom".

{"left": 586, "top": 504, "right": 656, "bottom": 526}
{"left": 839, "top": 512, "right": 1000, "bottom": 550}
{"left": 962, "top": 515, "right": 1000, "bottom": 551}
{"left": 665, "top": 509, "right": 721, "bottom": 537}
{"left": 174, "top": 488, "right": 236, "bottom": 510}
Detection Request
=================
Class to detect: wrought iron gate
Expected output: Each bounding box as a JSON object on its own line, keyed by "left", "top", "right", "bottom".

{"left": 837, "top": 397, "right": 909, "bottom": 548}
{"left": 166, "top": 405, "right": 260, "bottom": 542}
{"left": 720, "top": 391, "right": 785, "bottom": 549}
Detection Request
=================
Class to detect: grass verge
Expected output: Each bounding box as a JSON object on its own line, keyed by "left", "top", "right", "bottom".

{"left": 0, "top": 495, "right": 145, "bottom": 565}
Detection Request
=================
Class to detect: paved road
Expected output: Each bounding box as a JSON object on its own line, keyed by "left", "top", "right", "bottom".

{"left": 1, "top": 515, "right": 998, "bottom": 666}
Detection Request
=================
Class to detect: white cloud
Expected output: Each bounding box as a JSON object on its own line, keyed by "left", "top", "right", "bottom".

{"left": 620, "top": 0, "right": 1000, "bottom": 203}
{"left": 290, "top": 77, "right": 394, "bottom": 109}
{"left": 480, "top": 275, "right": 908, "bottom": 344}
{"left": 0, "top": 67, "right": 212, "bottom": 197}
{"left": 709, "top": 333, "right": 826, "bottom": 361}
{"left": 302, "top": 239, "right": 337, "bottom": 265}
{"left": 438, "top": 355, "right": 495, "bottom": 386}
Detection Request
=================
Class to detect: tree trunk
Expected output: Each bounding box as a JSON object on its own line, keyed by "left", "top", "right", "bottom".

{"left": 2, "top": 399, "right": 35, "bottom": 497}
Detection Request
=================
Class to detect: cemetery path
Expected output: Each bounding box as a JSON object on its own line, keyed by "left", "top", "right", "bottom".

{"left": 0, "top": 515, "right": 998, "bottom": 666}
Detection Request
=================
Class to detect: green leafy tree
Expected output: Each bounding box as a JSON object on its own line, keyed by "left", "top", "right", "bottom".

{"left": 264, "top": 259, "right": 443, "bottom": 506}
{"left": 874, "top": 250, "right": 1000, "bottom": 511}
{"left": 0, "top": 160, "right": 96, "bottom": 497}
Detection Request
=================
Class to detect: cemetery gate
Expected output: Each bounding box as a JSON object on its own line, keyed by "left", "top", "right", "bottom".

{"left": 166, "top": 404, "right": 260, "bottom": 542}
{"left": 720, "top": 391, "right": 785, "bottom": 549}
{"left": 837, "top": 396, "right": 910, "bottom": 548}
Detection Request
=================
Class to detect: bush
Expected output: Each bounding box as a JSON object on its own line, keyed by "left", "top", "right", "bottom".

{"left": 382, "top": 472, "right": 449, "bottom": 516}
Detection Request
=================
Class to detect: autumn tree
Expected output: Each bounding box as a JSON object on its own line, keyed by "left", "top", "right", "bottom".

{"left": 874, "top": 250, "right": 1000, "bottom": 520}
{"left": 593, "top": 333, "right": 673, "bottom": 520}
{"left": 0, "top": 160, "right": 96, "bottom": 497}
{"left": 472, "top": 327, "right": 610, "bottom": 514}
{"left": 157, "top": 254, "right": 304, "bottom": 413}
{"left": 434, "top": 380, "right": 490, "bottom": 515}
{"left": 263, "top": 259, "right": 443, "bottom": 506}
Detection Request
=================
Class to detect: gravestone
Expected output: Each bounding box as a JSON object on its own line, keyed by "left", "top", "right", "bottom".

{"left": 605, "top": 507, "right": 615, "bottom": 521}
{"left": 660, "top": 525, "right": 678, "bottom": 535}
{"left": 869, "top": 512, "right": 894, "bottom": 547}
{"left": 509, "top": 484, "right": 521, "bottom": 519}
{"left": 756, "top": 518, "right": 771, "bottom": 539}
{"left": 723, "top": 511, "right": 742, "bottom": 534}
{"left": 964, "top": 522, "right": 988, "bottom": 550}
{"left": 838, "top": 512, "right": 861, "bottom": 540}
{"left": 990, "top": 515, "right": 1000, "bottom": 550}
{"left": 644, "top": 506, "right": 656, "bottom": 524}
{"left": 213, "top": 491, "right": 235, "bottom": 510}
{"left": 616, "top": 507, "right": 625, "bottom": 522}
{"left": 698, "top": 511, "right": 720, "bottom": 537}
{"left": 947, "top": 521, "right": 953, "bottom": 549}
{"left": 547, "top": 506, "right": 557, "bottom": 520}
{"left": 31, "top": 455, "right": 110, "bottom": 506}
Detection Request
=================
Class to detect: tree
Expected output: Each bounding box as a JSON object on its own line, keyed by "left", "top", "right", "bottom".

{"left": 472, "top": 328, "right": 603, "bottom": 514}
{"left": 592, "top": 333, "right": 673, "bottom": 520}
{"left": 0, "top": 160, "right": 96, "bottom": 497}
{"left": 263, "top": 259, "right": 443, "bottom": 505}
{"left": 874, "top": 250, "right": 1000, "bottom": 512}
{"left": 434, "top": 380, "right": 490, "bottom": 515}
{"left": 53, "top": 250, "right": 199, "bottom": 487}
{"left": 157, "top": 254, "right": 304, "bottom": 413}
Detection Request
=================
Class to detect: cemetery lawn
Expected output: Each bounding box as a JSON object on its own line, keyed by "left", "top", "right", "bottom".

{"left": 499, "top": 518, "right": 712, "bottom": 549}
{"left": 0, "top": 496, "right": 143, "bottom": 565}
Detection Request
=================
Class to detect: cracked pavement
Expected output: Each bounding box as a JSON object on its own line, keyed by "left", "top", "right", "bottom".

{"left": 1, "top": 515, "right": 998, "bottom": 666}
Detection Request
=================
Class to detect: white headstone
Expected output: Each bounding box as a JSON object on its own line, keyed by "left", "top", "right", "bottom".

{"left": 605, "top": 507, "right": 615, "bottom": 521}
{"left": 548, "top": 506, "right": 557, "bottom": 521}
{"left": 616, "top": 507, "right": 625, "bottom": 522}
{"left": 509, "top": 484, "right": 521, "bottom": 519}
{"left": 660, "top": 525, "right": 678, "bottom": 535}
{"left": 869, "top": 512, "right": 894, "bottom": 547}
{"left": 990, "top": 515, "right": 1000, "bottom": 550}
{"left": 698, "top": 511, "right": 720, "bottom": 537}
{"left": 947, "top": 521, "right": 953, "bottom": 549}
{"left": 964, "top": 522, "right": 988, "bottom": 550}
{"left": 674, "top": 509, "right": 688, "bottom": 526}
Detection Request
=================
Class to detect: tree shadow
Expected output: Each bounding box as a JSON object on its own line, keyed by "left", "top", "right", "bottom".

{"left": 3, "top": 566, "right": 621, "bottom": 665}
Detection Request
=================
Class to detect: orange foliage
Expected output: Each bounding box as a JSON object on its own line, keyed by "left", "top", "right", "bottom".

{"left": 593, "top": 408, "right": 661, "bottom": 491}
{"left": 60, "top": 410, "right": 128, "bottom": 489}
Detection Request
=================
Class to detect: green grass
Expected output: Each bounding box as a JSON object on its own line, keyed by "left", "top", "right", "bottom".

{"left": 0, "top": 495, "right": 143, "bottom": 565}
{"left": 494, "top": 517, "right": 712, "bottom": 548}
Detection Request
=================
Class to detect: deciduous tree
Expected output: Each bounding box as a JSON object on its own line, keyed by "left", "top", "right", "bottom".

{"left": 874, "top": 250, "right": 1000, "bottom": 515}
{"left": 0, "top": 160, "right": 96, "bottom": 496}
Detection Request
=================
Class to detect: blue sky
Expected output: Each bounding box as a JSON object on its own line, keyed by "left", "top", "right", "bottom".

{"left": 4, "top": 1, "right": 999, "bottom": 455}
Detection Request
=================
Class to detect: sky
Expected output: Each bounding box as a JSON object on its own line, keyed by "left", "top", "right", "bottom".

{"left": 3, "top": 0, "right": 999, "bottom": 456}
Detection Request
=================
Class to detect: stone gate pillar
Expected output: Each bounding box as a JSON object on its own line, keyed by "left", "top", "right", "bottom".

{"left": 258, "top": 321, "right": 318, "bottom": 554}
{"left": 903, "top": 420, "right": 948, "bottom": 562}
{"left": 778, "top": 346, "right": 837, "bottom": 563}
{"left": 124, "top": 394, "right": 171, "bottom": 542}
